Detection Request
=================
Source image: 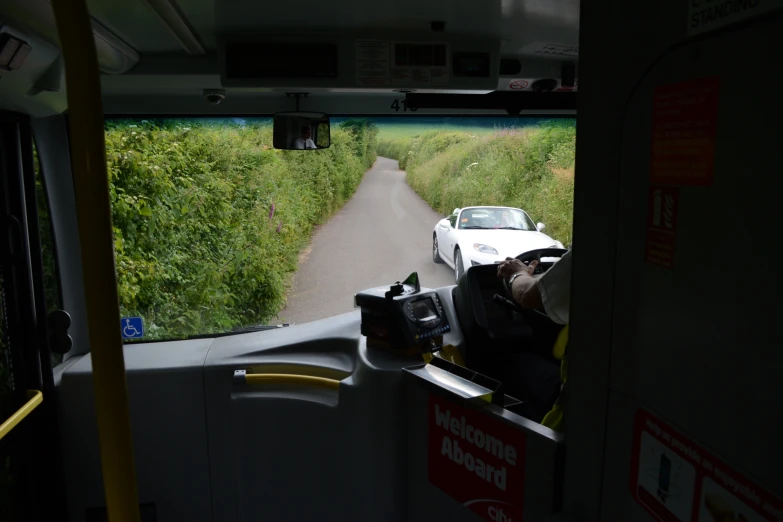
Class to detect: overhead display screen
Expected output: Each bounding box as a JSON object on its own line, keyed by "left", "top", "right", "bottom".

{"left": 225, "top": 42, "right": 338, "bottom": 79}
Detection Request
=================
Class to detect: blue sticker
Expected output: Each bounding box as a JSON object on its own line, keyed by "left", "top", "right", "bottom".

{"left": 121, "top": 317, "right": 144, "bottom": 339}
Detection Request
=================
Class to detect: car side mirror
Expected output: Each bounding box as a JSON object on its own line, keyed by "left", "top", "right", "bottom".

{"left": 536, "top": 222, "right": 546, "bottom": 232}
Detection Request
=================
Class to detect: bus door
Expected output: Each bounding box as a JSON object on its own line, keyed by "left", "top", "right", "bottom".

{"left": 0, "top": 112, "right": 67, "bottom": 521}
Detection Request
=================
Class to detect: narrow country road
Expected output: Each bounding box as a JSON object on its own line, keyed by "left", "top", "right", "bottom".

{"left": 278, "top": 156, "right": 455, "bottom": 324}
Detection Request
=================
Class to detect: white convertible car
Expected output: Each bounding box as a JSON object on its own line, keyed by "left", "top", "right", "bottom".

{"left": 433, "top": 206, "right": 565, "bottom": 281}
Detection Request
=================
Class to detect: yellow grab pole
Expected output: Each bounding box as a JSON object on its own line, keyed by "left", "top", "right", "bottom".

{"left": 244, "top": 374, "right": 342, "bottom": 390}
{"left": 51, "top": 1, "right": 141, "bottom": 520}
{"left": 0, "top": 390, "right": 43, "bottom": 441}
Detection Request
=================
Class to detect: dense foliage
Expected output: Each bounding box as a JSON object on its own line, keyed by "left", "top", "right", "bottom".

{"left": 376, "top": 122, "right": 576, "bottom": 245}
{"left": 106, "top": 119, "right": 376, "bottom": 339}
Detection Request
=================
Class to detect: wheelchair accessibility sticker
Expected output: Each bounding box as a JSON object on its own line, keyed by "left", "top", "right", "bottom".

{"left": 121, "top": 317, "right": 144, "bottom": 339}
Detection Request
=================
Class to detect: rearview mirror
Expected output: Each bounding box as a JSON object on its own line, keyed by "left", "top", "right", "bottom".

{"left": 273, "top": 112, "right": 330, "bottom": 150}
{"left": 536, "top": 222, "right": 546, "bottom": 232}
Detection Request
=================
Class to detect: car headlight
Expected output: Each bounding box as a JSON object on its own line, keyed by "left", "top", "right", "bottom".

{"left": 473, "top": 243, "right": 499, "bottom": 255}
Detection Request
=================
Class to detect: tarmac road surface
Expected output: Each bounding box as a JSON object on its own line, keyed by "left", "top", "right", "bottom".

{"left": 279, "top": 156, "right": 455, "bottom": 324}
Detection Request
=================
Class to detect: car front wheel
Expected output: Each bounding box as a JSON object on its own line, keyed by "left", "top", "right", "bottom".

{"left": 433, "top": 234, "right": 443, "bottom": 263}
{"left": 454, "top": 247, "right": 464, "bottom": 282}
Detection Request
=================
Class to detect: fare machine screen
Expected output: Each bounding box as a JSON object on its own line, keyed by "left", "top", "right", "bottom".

{"left": 402, "top": 295, "right": 449, "bottom": 341}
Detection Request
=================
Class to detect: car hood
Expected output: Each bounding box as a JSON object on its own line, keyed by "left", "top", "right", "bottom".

{"left": 457, "top": 229, "right": 561, "bottom": 258}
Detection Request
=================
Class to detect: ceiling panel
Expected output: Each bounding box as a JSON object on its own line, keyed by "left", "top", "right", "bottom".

{"left": 78, "top": 0, "right": 578, "bottom": 60}
{"left": 177, "top": 0, "right": 217, "bottom": 48}
{"left": 215, "top": 0, "right": 502, "bottom": 36}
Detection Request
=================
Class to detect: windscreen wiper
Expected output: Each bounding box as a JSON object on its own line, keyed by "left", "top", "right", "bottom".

{"left": 462, "top": 226, "right": 488, "bottom": 229}
{"left": 186, "top": 324, "right": 289, "bottom": 340}
{"left": 496, "top": 226, "right": 525, "bottom": 230}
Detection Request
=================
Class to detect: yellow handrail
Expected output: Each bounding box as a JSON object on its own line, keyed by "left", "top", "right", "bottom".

{"left": 51, "top": 0, "right": 141, "bottom": 521}
{"left": 0, "top": 390, "right": 43, "bottom": 441}
{"left": 244, "top": 374, "right": 342, "bottom": 391}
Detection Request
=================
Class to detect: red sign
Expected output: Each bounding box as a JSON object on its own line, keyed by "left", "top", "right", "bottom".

{"left": 651, "top": 76, "right": 720, "bottom": 186}
{"left": 429, "top": 395, "right": 526, "bottom": 521}
{"left": 555, "top": 80, "right": 578, "bottom": 92}
{"left": 509, "top": 80, "right": 529, "bottom": 90}
{"left": 645, "top": 186, "right": 679, "bottom": 269}
{"left": 630, "top": 409, "right": 783, "bottom": 522}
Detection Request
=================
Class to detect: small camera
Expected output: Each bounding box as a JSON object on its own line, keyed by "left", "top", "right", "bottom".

{"left": 430, "top": 21, "right": 446, "bottom": 32}
{"left": 203, "top": 89, "right": 226, "bottom": 105}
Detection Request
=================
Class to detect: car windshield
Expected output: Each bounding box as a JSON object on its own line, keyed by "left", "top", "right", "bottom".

{"left": 105, "top": 116, "right": 575, "bottom": 341}
{"left": 458, "top": 208, "right": 536, "bottom": 230}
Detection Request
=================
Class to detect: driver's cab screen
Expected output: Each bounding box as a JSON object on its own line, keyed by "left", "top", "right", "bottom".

{"left": 411, "top": 299, "right": 438, "bottom": 321}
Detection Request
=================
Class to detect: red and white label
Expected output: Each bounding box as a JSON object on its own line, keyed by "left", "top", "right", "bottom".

{"left": 645, "top": 186, "right": 679, "bottom": 269}
{"left": 556, "top": 80, "right": 578, "bottom": 92}
{"left": 509, "top": 79, "right": 529, "bottom": 90}
{"left": 630, "top": 409, "right": 783, "bottom": 522}
{"left": 651, "top": 77, "right": 720, "bottom": 186}
{"left": 429, "top": 395, "right": 526, "bottom": 521}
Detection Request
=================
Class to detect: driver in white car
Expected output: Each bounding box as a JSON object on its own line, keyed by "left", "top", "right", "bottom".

{"left": 498, "top": 209, "right": 514, "bottom": 228}
{"left": 497, "top": 250, "right": 572, "bottom": 432}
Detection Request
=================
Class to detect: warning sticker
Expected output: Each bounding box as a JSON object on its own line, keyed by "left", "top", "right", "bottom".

{"left": 651, "top": 77, "right": 720, "bottom": 186}
{"left": 509, "top": 79, "right": 530, "bottom": 90}
{"left": 645, "top": 186, "right": 679, "bottom": 269}
{"left": 630, "top": 409, "right": 783, "bottom": 522}
{"left": 688, "top": 0, "right": 783, "bottom": 36}
{"left": 356, "top": 40, "right": 390, "bottom": 86}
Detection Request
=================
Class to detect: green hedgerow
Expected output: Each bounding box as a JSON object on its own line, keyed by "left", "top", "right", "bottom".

{"left": 105, "top": 119, "right": 377, "bottom": 339}
{"left": 376, "top": 122, "right": 576, "bottom": 246}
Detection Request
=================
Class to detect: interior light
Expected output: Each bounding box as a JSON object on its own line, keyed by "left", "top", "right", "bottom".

{"left": 0, "top": 33, "right": 32, "bottom": 71}
{"left": 40, "top": 0, "right": 141, "bottom": 74}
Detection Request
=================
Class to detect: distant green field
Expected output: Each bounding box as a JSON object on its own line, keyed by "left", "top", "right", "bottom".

{"left": 376, "top": 123, "right": 497, "bottom": 140}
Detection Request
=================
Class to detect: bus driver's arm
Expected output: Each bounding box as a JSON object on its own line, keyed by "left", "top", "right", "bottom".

{"left": 497, "top": 251, "right": 572, "bottom": 325}
{"left": 497, "top": 259, "right": 543, "bottom": 310}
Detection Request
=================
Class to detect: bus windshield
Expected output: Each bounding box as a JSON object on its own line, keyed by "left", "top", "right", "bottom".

{"left": 105, "top": 116, "right": 575, "bottom": 340}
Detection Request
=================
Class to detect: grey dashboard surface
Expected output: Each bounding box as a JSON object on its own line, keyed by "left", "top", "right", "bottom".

{"left": 204, "top": 310, "right": 364, "bottom": 372}
{"left": 57, "top": 287, "right": 465, "bottom": 521}
{"left": 58, "top": 338, "right": 215, "bottom": 520}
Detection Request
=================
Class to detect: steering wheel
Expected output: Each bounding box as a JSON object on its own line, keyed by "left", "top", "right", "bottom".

{"left": 515, "top": 247, "right": 569, "bottom": 273}
{"left": 500, "top": 247, "right": 569, "bottom": 304}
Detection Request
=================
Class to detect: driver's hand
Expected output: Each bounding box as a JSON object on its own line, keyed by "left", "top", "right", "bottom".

{"left": 497, "top": 258, "right": 538, "bottom": 282}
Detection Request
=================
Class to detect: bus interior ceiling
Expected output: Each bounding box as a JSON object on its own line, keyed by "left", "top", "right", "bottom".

{"left": 0, "top": 0, "right": 781, "bottom": 521}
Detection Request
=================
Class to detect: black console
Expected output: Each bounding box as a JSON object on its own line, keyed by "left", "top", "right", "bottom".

{"left": 355, "top": 272, "right": 451, "bottom": 353}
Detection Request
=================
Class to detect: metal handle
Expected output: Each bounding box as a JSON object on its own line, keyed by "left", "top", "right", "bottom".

{"left": 0, "top": 390, "right": 43, "bottom": 441}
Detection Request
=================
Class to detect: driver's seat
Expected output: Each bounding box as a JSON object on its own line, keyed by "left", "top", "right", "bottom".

{"left": 451, "top": 249, "right": 568, "bottom": 422}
